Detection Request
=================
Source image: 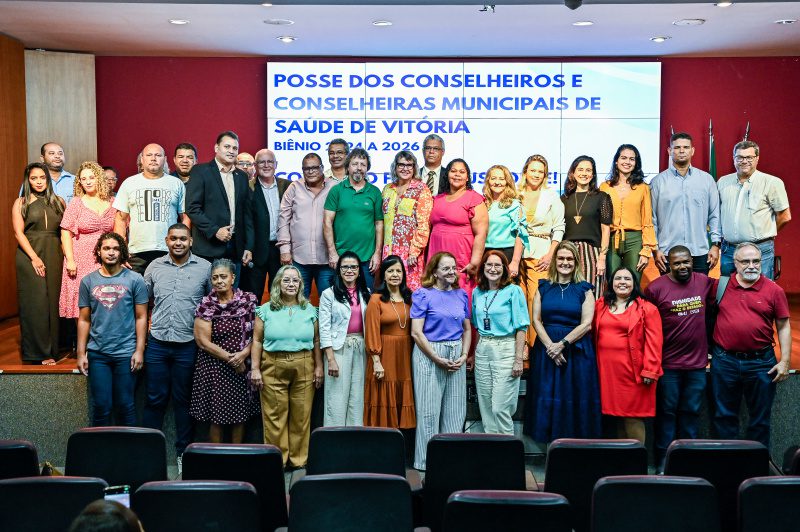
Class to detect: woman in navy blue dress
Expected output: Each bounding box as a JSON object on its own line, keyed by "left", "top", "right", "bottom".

{"left": 524, "top": 240, "right": 601, "bottom": 442}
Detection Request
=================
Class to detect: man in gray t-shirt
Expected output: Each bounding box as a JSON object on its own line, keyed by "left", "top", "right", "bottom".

{"left": 77, "top": 232, "right": 148, "bottom": 426}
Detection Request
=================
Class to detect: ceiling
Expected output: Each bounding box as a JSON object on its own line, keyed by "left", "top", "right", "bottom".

{"left": 0, "top": 1, "right": 798, "bottom": 57}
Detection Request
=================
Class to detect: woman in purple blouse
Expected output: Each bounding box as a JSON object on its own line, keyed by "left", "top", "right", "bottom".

{"left": 409, "top": 251, "right": 472, "bottom": 470}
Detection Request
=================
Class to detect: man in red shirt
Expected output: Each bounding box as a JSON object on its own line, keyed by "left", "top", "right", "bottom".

{"left": 711, "top": 242, "right": 791, "bottom": 448}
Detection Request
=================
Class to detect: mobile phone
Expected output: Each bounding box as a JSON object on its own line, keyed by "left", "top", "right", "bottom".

{"left": 104, "top": 485, "right": 131, "bottom": 507}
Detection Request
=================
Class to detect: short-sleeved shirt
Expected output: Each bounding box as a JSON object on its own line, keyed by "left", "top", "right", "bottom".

{"left": 644, "top": 272, "right": 716, "bottom": 369}
{"left": 713, "top": 274, "right": 790, "bottom": 353}
{"left": 324, "top": 179, "right": 383, "bottom": 262}
{"left": 472, "top": 284, "right": 530, "bottom": 338}
{"left": 79, "top": 268, "right": 149, "bottom": 355}
{"left": 257, "top": 303, "right": 317, "bottom": 352}
{"left": 486, "top": 200, "right": 524, "bottom": 249}
{"left": 113, "top": 173, "right": 186, "bottom": 254}
{"left": 717, "top": 170, "right": 789, "bottom": 244}
{"left": 411, "top": 287, "right": 470, "bottom": 342}
{"left": 144, "top": 253, "right": 212, "bottom": 343}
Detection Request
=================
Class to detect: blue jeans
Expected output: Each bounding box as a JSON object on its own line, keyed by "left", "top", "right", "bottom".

{"left": 360, "top": 261, "right": 375, "bottom": 291}
{"left": 294, "top": 262, "right": 335, "bottom": 298}
{"left": 655, "top": 368, "right": 707, "bottom": 470}
{"left": 720, "top": 240, "right": 774, "bottom": 279}
{"left": 710, "top": 345, "right": 776, "bottom": 447}
{"left": 142, "top": 335, "right": 197, "bottom": 454}
{"left": 88, "top": 351, "right": 138, "bottom": 426}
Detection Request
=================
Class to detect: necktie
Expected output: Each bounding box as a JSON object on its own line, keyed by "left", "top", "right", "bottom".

{"left": 426, "top": 170, "right": 436, "bottom": 193}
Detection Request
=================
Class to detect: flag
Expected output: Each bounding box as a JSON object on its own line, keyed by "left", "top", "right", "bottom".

{"left": 708, "top": 119, "right": 717, "bottom": 180}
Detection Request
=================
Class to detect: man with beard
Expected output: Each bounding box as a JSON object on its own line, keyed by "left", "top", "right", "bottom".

{"left": 143, "top": 223, "right": 211, "bottom": 471}
{"left": 77, "top": 232, "right": 149, "bottom": 426}
{"left": 323, "top": 148, "right": 383, "bottom": 288}
{"left": 113, "top": 143, "right": 187, "bottom": 274}
{"left": 22, "top": 142, "right": 75, "bottom": 202}
{"left": 419, "top": 134, "right": 446, "bottom": 195}
{"left": 173, "top": 143, "right": 197, "bottom": 183}
{"left": 650, "top": 132, "right": 721, "bottom": 275}
{"left": 644, "top": 245, "right": 716, "bottom": 473}
{"left": 103, "top": 166, "right": 118, "bottom": 196}
{"left": 711, "top": 242, "right": 791, "bottom": 448}
{"left": 323, "top": 138, "right": 348, "bottom": 182}
{"left": 185, "top": 131, "right": 251, "bottom": 279}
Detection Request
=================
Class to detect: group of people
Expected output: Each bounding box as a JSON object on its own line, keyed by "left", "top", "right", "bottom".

{"left": 12, "top": 130, "right": 792, "bottom": 472}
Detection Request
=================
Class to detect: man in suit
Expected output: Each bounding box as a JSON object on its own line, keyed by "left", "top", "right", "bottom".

{"left": 242, "top": 148, "right": 290, "bottom": 300}
{"left": 185, "top": 131, "right": 251, "bottom": 283}
{"left": 419, "top": 134, "right": 446, "bottom": 195}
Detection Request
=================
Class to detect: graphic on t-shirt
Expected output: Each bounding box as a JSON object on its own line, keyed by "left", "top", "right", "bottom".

{"left": 134, "top": 189, "right": 175, "bottom": 223}
{"left": 670, "top": 295, "right": 703, "bottom": 317}
{"left": 92, "top": 284, "right": 129, "bottom": 309}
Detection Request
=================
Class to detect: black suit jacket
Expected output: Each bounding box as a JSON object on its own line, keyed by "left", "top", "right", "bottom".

{"left": 185, "top": 160, "right": 252, "bottom": 259}
{"left": 245, "top": 177, "right": 290, "bottom": 266}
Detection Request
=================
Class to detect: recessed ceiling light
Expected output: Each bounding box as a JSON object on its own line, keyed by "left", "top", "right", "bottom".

{"left": 168, "top": 19, "right": 189, "bottom": 25}
{"left": 650, "top": 36, "right": 671, "bottom": 43}
{"left": 264, "top": 18, "right": 294, "bottom": 25}
{"left": 277, "top": 36, "right": 297, "bottom": 43}
{"left": 775, "top": 19, "right": 797, "bottom": 24}
{"left": 372, "top": 20, "right": 393, "bottom": 27}
{"left": 261, "top": 2, "right": 273, "bottom": 6}
{"left": 572, "top": 21, "right": 594, "bottom": 26}
{"left": 673, "top": 18, "right": 705, "bottom": 26}
{"left": 715, "top": 2, "right": 732, "bottom": 7}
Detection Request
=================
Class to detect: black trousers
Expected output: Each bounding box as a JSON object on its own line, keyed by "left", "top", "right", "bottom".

{"left": 242, "top": 241, "right": 281, "bottom": 302}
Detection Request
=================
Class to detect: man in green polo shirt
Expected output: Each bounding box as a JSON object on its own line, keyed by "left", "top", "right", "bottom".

{"left": 323, "top": 147, "right": 383, "bottom": 289}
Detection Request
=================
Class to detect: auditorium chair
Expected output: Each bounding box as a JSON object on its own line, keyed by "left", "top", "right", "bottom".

{"left": 664, "top": 439, "right": 770, "bottom": 532}
{"left": 542, "top": 438, "right": 647, "bottom": 532}
{"left": 422, "top": 433, "right": 527, "bottom": 531}
{"left": 591, "top": 475, "right": 719, "bottom": 532}
{"left": 738, "top": 476, "right": 800, "bottom": 532}
{"left": 65, "top": 427, "right": 167, "bottom": 491}
{"left": 786, "top": 446, "right": 800, "bottom": 474}
{"left": 306, "top": 426, "right": 422, "bottom": 492}
{"left": 281, "top": 472, "right": 428, "bottom": 532}
{"left": 0, "top": 439, "right": 39, "bottom": 480}
{"left": 181, "top": 443, "right": 288, "bottom": 532}
{"left": 133, "top": 480, "right": 260, "bottom": 532}
{"left": 442, "top": 490, "right": 572, "bottom": 532}
{"left": 0, "top": 476, "right": 107, "bottom": 532}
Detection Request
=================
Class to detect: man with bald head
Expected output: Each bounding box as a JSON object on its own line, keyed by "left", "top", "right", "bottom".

{"left": 242, "top": 148, "right": 290, "bottom": 299}
{"left": 20, "top": 142, "right": 76, "bottom": 202}
{"left": 236, "top": 152, "right": 257, "bottom": 188}
{"left": 113, "top": 143, "right": 187, "bottom": 274}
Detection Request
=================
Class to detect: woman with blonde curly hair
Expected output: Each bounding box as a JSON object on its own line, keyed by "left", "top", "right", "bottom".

{"left": 482, "top": 164, "right": 525, "bottom": 278}
{"left": 59, "top": 161, "right": 118, "bottom": 320}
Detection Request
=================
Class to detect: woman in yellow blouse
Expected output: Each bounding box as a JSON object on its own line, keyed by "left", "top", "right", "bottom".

{"left": 599, "top": 144, "right": 657, "bottom": 284}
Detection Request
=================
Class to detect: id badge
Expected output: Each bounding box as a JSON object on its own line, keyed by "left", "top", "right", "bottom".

{"left": 483, "top": 317, "right": 491, "bottom": 330}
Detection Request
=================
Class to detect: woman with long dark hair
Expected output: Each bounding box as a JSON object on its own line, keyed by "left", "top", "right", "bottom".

{"left": 594, "top": 265, "right": 663, "bottom": 444}
{"left": 13, "top": 162, "right": 66, "bottom": 364}
{"left": 561, "top": 155, "right": 612, "bottom": 298}
{"left": 319, "top": 250, "right": 371, "bottom": 426}
{"left": 599, "top": 144, "right": 657, "bottom": 283}
{"left": 364, "top": 255, "right": 416, "bottom": 428}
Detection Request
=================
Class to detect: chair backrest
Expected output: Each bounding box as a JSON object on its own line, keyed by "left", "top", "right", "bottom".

{"left": 424, "top": 433, "right": 526, "bottom": 531}
{"left": 0, "top": 439, "right": 39, "bottom": 480}
{"left": 133, "top": 480, "right": 260, "bottom": 532}
{"left": 739, "top": 476, "right": 800, "bottom": 532}
{"left": 543, "top": 438, "right": 647, "bottom": 532}
{"left": 65, "top": 427, "right": 167, "bottom": 491}
{"left": 592, "top": 475, "right": 719, "bottom": 532}
{"left": 664, "top": 439, "right": 770, "bottom": 532}
{"left": 788, "top": 446, "right": 800, "bottom": 475}
{"left": 0, "top": 476, "right": 108, "bottom": 532}
{"left": 307, "top": 426, "right": 407, "bottom": 477}
{"left": 443, "top": 490, "right": 572, "bottom": 532}
{"left": 182, "top": 443, "right": 287, "bottom": 532}
{"left": 288, "top": 473, "right": 414, "bottom": 532}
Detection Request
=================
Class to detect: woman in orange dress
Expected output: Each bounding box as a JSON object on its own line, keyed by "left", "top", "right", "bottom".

{"left": 364, "top": 255, "right": 416, "bottom": 429}
{"left": 593, "top": 265, "right": 663, "bottom": 444}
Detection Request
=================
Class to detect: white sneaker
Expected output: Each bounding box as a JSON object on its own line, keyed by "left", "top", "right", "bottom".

{"left": 176, "top": 454, "right": 183, "bottom": 477}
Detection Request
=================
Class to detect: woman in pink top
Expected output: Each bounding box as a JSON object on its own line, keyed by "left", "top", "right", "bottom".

{"left": 427, "top": 159, "right": 488, "bottom": 299}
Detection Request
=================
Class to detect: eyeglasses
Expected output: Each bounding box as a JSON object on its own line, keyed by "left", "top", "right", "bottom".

{"left": 340, "top": 265, "right": 359, "bottom": 271}
{"left": 396, "top": 163, "right": 414, "bottom": 169}
{"left": 484, "top": 264, "right": 503, "bottom": 271}
{"left": 237, "top": 162, "right": 254, "bottom": 168}
{"left": 256, "top": 160, "right": 276, "bottom": 167}
{"left": 423, "top": 146, "right": 442, "bottom": 152}
{"left": 735, "top": 258, "right": 761, "bottom": 266}
{"left": 734, "top": 155, "right": 757, "bottom": 163}
{"left": 302, "top": 165, "right": 322, "bottom": 173}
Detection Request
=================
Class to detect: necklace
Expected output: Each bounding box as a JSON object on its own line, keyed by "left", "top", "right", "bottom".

{"left": 574, "top": 191, "right": 589, "bottom": 224}
{"left": 557, "top": 281, "right": 571, "bottom": 299}
{"left": 390, "top": 300, "right": 408, "bottom": 329}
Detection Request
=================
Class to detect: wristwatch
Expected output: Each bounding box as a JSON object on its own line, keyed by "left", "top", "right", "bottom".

{"left": 711, "top": 241, "right": 722, "bottom": 247}
{"left": 561, "top": 338, "right": 571, "bottom": 348}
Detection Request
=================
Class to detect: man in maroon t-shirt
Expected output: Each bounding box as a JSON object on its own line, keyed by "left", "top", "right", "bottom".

{"left": 644, "top": 245, "right": 716, "bottom": 472}
{"left": 711, "top": 242, "right": 791, "bottom": 448}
